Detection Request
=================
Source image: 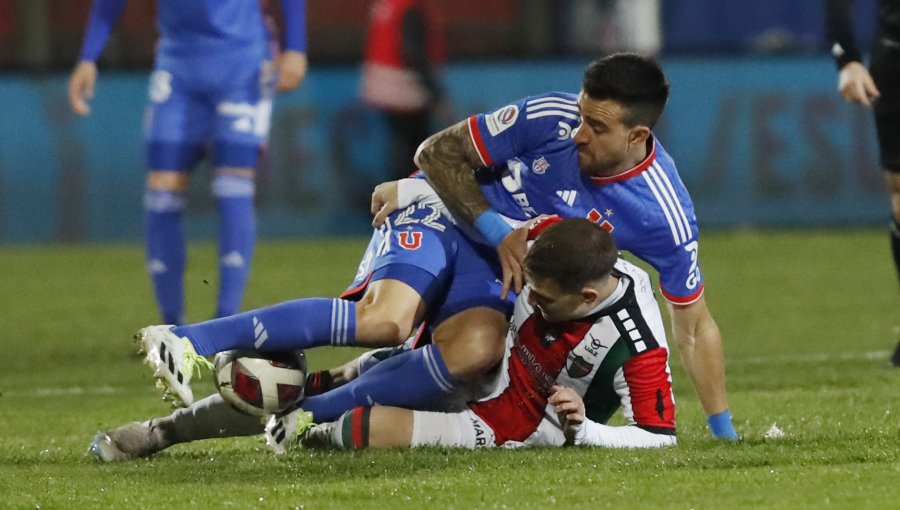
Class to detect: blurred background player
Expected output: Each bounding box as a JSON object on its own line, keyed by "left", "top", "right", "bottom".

{"left": 414, "top": 52, "right": 740, "bottom": 439}
{"left": 67, "top": 0, "right": 309, "bottom": 324}
{"left": 825, "top": 0, "right": 900, "bottom": 366}
{"left": 361, "top": 0, "right": 449, "bottom": 181}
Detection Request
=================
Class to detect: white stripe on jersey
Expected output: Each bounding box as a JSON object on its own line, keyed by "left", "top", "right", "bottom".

{"left": 642, "top": 164, "right": 689, "bottom": 246}
{"left": 526, "top": 96, "right": 579, "bottom": 120}
{"left": 526, "top": 110, "right": 579, "bottom": 121}
{"left": 652, "top": 162, "right": 693, "bottom": 241}
{"left": 525, "top": 102, "right": 579, "bottom": 113}
{"left": 526, "top": 96, "right": 578, "bottom": 106}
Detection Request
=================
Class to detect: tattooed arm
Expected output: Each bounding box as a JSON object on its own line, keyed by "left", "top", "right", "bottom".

{"left": 414, "top": 120, "right": 490, "bottom": 224}
{"left": 415, "top": 120, "right": 525, "bottom": 296}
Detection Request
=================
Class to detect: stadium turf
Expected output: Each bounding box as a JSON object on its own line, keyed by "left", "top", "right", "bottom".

{"left": 1, "top": 231, "right": 897, "bottom": 509}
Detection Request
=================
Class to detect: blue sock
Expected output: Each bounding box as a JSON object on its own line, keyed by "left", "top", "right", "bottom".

{"left": 707, "top": 409, "right": 739, "bottom": 440}
{"left": 302, "top": 344, "right": 458, "bottom": 423}
{"left": 214, "top": 174, "right": 256, "bottom": 317}
{"left": 144, "top": 189, "right": 186, "bottom": 325}
{"left": 173, "top": 298, "right": 356, "bottom": 356}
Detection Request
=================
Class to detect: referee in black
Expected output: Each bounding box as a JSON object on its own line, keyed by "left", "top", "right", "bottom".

{"left": 826, "top": 0, "right": 900, "bottom": 366}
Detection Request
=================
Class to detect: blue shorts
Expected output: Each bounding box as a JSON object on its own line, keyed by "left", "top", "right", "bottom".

{"left": 342, "top": 204, "right": 514, "bottom": 327}
{"left": 144, "top": 50, "right": 276, "bottom": 170}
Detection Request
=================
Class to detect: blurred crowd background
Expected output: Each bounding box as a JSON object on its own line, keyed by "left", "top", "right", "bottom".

{"left": 0, "top": 0, "right": 875, "bottom": 69}
{"left": 0, "top": 0, "right": 887, "bottom": 243}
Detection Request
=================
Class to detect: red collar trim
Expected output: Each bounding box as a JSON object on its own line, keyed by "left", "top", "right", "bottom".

{"left": 589, "top": 138, "right": 656, "bottom": 185}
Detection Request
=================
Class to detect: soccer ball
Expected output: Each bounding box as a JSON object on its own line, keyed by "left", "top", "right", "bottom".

{"left": 214, "top": 349, "right": 307, "bottom": 417}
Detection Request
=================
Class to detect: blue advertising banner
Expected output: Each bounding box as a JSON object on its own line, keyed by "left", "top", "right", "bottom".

{"left": 0, "top": 57, "right": 885, "bottom": 243}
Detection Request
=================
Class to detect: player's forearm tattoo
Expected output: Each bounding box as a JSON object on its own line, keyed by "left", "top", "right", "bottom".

{"left": 416, "top": 121, "right": 491, "bottom": 224}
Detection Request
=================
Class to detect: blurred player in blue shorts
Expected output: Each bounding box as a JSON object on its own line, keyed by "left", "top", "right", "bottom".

{"left": 414, "top": 53, "right": 739, "bottom": 439}
{"left": 68, "top": 0, "right": 308, "bottom": 324}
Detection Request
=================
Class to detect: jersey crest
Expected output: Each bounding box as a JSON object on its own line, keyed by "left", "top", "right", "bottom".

{"left": 397, "top": 231, "right": 423, "bottom": 250}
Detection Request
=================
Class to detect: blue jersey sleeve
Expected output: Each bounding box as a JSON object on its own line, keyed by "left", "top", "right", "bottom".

{"left": 631, "top": 220, "right": 704, "bottom": 305}
{"left": 467, "top": 92, "right": 579, "bottom": 167}
{"left": 78, "top": 0, "right": 129, "bottom": 61}
{"left": 278, "top": 0, "right": 307, "bottom": 52}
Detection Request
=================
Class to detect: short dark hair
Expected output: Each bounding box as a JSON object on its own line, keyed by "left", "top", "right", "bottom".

{"left": 582, "top": 53, "right": 669, "bottom": 128}
{"left": 524, "top": 218, "right": 618, "bottom": 293}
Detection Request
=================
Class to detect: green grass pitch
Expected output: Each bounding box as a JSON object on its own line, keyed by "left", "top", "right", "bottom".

{"left": 1, "top": 230, "right": 898, "bottom": 509}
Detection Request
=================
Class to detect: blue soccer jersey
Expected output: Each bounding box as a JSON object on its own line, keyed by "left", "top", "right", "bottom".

{"left": 467, "top": 92, "right": 704, "bottom": 304}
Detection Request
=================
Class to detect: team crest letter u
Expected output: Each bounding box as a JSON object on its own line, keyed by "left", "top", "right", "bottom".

{"left": 397, "top": 231, "right": 423, "bottom": 250}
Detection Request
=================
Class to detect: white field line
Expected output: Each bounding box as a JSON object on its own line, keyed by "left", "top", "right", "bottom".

{"left": 1, "top": 351, "right": 892, "bottom": 399}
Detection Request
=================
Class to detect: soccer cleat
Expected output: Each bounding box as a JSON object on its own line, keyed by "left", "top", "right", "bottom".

{"left": 88, "top": 421, "right": 162, "bottom": 462}
{"left": 299, "top": 422, "right": 337, "bottom": 449}
{"left": 264, "top": 408, "right": 314, "bottom": 455}
{"left": 135, "top": 325, "right": 213, "bottom": 408}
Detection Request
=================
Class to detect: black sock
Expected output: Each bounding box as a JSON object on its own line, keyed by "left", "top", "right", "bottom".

{"left": 891, "top": 219, "right": 900, "bottom": 286}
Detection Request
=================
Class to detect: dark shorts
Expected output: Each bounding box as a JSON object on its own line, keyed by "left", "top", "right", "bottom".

{"left": 871, "top": 36, "right": 900, "bottom": 170}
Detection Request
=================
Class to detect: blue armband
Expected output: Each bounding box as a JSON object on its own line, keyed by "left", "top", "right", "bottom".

{"left": 707, "top": 409, "right": 739, "bottom": 440}
{"left": 474, "top": 210, "right": 513, "bottom": 247}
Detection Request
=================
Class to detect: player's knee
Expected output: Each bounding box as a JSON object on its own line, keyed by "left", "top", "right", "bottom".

{"left": 354, "top": 299, "right": 415, "bottom": 346}
{"left": 146, "top": 171, "right": 189, "bottom": 193}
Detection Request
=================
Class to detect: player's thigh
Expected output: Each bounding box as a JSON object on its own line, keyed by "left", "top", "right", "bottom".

{"left": 210, "top": 58, "right": 275, "bottom": 169}
{"left": 144, "top": 66, "right": 214, "bottom": 172}
{"left": 406, "top": 409, "right": 494, "bottom": 449}
{"left": 432, "top": 307, "right": 508, "bottom": 380}
{"left": 341, "top": 206, "right": 456, "bottom": 345}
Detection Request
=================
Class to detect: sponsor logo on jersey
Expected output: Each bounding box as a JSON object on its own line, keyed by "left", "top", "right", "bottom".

{"left": 397, "top": 231, "right": 423, "bottom": 250}
{"left": 557, "top": 121, "right": 574, "bottom": 140}
{"left": 566, "top": 353, "right": 594, "bottom": 379}
{"left": 532, "top": 156, "right": 550, "bottom": 174}
{"left": 556, "top": 190, "right": 577, "bottom": 206}
{"left": 485, "top": 105, "right": 519, "bottom": 136}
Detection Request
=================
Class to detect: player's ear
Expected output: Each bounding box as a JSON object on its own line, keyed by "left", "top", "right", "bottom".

{"left": 581, "top": 286, "right": 600, "bottom": 305}
{"left": 628, "top": 125, "right": 651, "bottom": 146}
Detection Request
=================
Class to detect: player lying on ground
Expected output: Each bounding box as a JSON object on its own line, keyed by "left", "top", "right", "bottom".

{"left": 272, "top": 217, "right": 676, "bottom": 450}
{"left": 90, "top": 218, "right": 675, "bottom": 460}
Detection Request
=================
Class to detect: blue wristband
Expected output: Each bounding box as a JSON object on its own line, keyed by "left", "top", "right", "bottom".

{"left": 707, "top": 409, "right": 739, "bottom": 440}
{"left": 474, "top": 210, "right": 514, "bottom": 247}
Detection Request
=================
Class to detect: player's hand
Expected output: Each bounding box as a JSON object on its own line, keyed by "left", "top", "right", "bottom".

{"left": 498, "top": 226, "right": 528, "bottom": 299}
{"left": 68, "top": 61, "right": 98, "bottom": 116}
{"left": 277, "top": 50, "right": 308, "bottom": 92}
{"left": 549, "top": 385, "right": 586, "bottom": 446}
{"left": 838, "top": 62, "right": 880, "bottom": 107}
{"left": 371, "top": 180, "right": 400, "bottom": 228}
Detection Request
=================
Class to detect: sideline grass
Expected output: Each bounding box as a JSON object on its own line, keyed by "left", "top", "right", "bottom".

{"left": 1, "top": 230, "right": 898, "bottom": 509}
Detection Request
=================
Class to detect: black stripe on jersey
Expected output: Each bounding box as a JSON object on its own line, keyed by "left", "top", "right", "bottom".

{"left": 586, "top": 272, "right": 660, "bottom": 357}
{"left": 581, "top": 339, "right": 631, "bottom": 425}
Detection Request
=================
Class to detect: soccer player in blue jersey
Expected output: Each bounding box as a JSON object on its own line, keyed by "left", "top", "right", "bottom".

{"left": 413, "top": 53, "right": 739, "bottom": 439}
{"left": 68, "top": 0, "right": 308, "bottom": 324}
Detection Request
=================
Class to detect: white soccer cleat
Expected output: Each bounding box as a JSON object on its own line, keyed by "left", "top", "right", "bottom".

{"left": 88, "top": 421, "right": 161, "bottom": 462}
{"left": 264, "top": 408, "right": 314, "bottom": 455}
{"left": 135, "top": 325, "right": 212, "bottom": 408}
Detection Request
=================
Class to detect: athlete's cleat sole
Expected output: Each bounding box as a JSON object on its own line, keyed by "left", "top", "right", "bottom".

{"left": 264, "top": 409, "right": 314, "bottom": 455}
{"left": 136, "top": 325, "right": 212, "bottom": 408}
